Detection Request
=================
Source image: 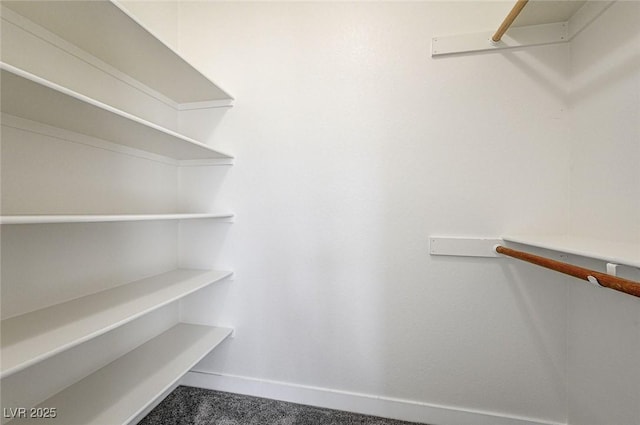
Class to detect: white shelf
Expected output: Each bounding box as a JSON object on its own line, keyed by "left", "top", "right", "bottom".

{"left": 502, "top": 235, "right": 640, "bottom": 269}
{"left": 431, "top": 1, "right": 612, "bottom": 57}
{"left": 0, "top": 64, "right": 233, "bottom": 161}
{"left": 1, "top": 269, "right": 232, "bottom": 378}
{"left": 1, "top": 0, "right": 232, "bottom": 108}
{"left": 0, "top": 213, "right": 233, "bottom": 225}
{"left": 10, "top": 323, "right": 232, "bottom": 425}
{"left": 511, "top": 1, "right": 586, "bottom": 27}
{"left": 1, "top": 2, "right": 236, "bottom": 422}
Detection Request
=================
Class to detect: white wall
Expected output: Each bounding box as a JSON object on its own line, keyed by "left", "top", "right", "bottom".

{"left": 117, "top": 0, "right": 180, "bottom": 52}
{"left": 4, "top": 0, "right": 628, "bottom": 422}
{"left": 119, "top": 2, "right": 640, "bottom": 424}
{"left": 566, "top": 2, "right": 640, "bottom": 424}
{"left": 167, "top": 2, "right": 570, "bottom": 424}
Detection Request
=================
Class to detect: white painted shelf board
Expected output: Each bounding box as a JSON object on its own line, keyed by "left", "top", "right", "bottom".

{"left": 0, "top": 213, "right": 233, "bottom": 225}
{"left": 502, "top": 235, "right": 640, "bottom": 269}
{"left": 512, "top": 0, "right": 586, "bottom": 27}
{"left": 0, "top": 65, "right": 233, "bottom": 160}
{"left": 9, "top": 323, "right": 232, "bottom": 425}
{"left": 1, "top": 0, "right": 232, "bottom": 106}
{"left": 1, "top": 269, "right": 232, "bottom": 378}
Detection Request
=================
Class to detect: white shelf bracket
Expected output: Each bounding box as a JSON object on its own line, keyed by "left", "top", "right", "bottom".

{"left": 606, "top": 262, "right": 619, "bottom": 277}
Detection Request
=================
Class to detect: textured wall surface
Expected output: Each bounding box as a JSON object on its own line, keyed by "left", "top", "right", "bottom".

{"left": 172, "top": 3, "right": 569, "bottom": 423}
{"left": 566, "top": 2, "right": 640, "bottom": 424}
{"left": 119, "top": 2, "right": 639, "bottom": 424}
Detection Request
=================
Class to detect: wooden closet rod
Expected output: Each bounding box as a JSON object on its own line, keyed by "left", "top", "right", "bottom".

{"left": 495, "top": 245, "right": 640, "bottom": 298}
{"left": 492, "top": 0, "right": 529, "bottom": 42}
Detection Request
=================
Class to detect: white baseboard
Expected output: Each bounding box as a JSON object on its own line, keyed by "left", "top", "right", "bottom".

{"left": 181, "top": 371, "right": 562, "bottom": 425}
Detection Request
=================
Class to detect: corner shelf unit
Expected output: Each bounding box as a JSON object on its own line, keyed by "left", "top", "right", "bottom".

{"left": 431, "top": 1, "right": 613, "bottom": 56}
{"left": 9, "top": 324, "right": 232, "bottom": 425}
{"left": 502, "top": 235, "right": 640, "bottom": 269}
{"left": 0, "top": 64, "right": 233, "bottom": 161}
{"left": 430, "top": 235, "right": 640, "bottom": 297}
{"left": 1, "top": 1, "right": 235, "bottom": 423}
{"left": 1, "top": 269, "right": 232, "bottom": 379}
{"left": 429, "top": 235, "right": 640, "bottom": 270}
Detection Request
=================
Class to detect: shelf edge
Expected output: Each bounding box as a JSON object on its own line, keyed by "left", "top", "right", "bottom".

{"left": 0, "top": 213, "right": 234, "bottom": 225}
{"left": 8, "top": 324, "right": 232, "bottom": 425}
{"left": 1, "top": 63, "right": 234, "bottom": 160}
{"left": 1, "top": 3, "right": 234, "bottom": 109}
{"left": 0, "top": 269, "right": 233, "bottom": 379}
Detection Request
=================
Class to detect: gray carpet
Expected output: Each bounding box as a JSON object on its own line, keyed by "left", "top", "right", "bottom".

{"left": 139, "top": 386, "right": 427, "bottom": 425}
